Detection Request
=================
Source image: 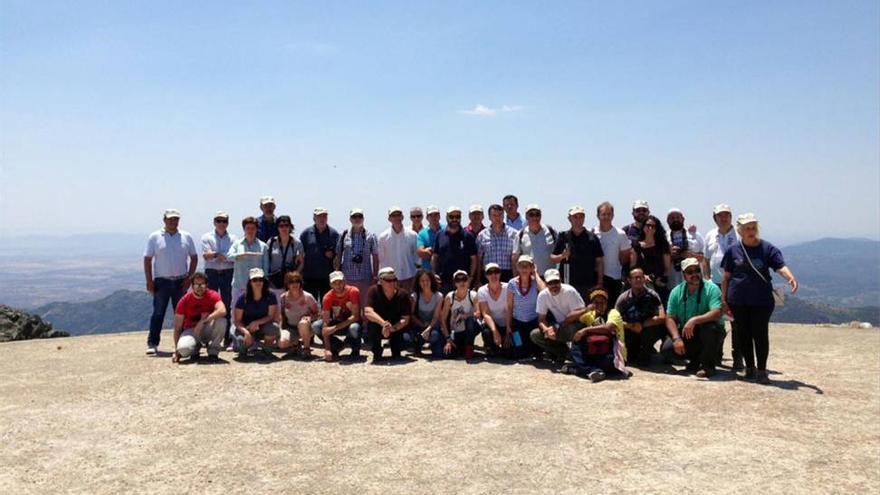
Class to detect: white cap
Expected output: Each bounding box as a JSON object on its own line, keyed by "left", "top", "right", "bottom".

{"left": 378, "top": 267, "right": 397, "bottom": 280}
{"left": 426, "top": 205, "right": 440, "bottom": 215}
{"left": 313, "top": 207, "right": 328, "bottom": 216}
{"left": 544, "top": 268, "right": 561, "bottom": 282}
{"left": 248, "top": 267, "right": 265, "bottom": 280}
{"left": 516, "top": 254, "right": 534, "bottom": 265}
{"left": 453, "top": 270, "right": 469, "bottom": 279}
{"left": 388, "top": 206, "right": 403, "bottom": 215}
{"left": 409, "top": 206, "right": 423, "bottom": 214}
{"left": 713, "top": 204, "right": 732, "bottom": 215}
{"left": 329, "top": 271, "right": 345, "bottom": 283}
{"left": 484, "top": 262, "right": 501, "bottom": 273}
{"left": 525, "top": 204, "right": 541, "bottom": 213}
{"left": 469, "top": 204, "right": 483, "bottom": 213}
{"left": 164, "top": 208, "right": 181, "bottom": 219}
{"left": 260, "top": 196, "right": 276, "bottom": 205}
{"left": 667, "top": 207, "right": 683, "bottom": 217}
{"left": 632, "top": 200, "right": 649, "bottom": 210}
{"left": 568, "top": 205, "right": 586, "bottom": 216}
{"left": 681, "top": 258, "right": 700, "bottom": 272}
{"left": 349, "top": 208, "right": 364, "bottom": 217}
{"left": 447, "top": 206, "right": 462, "bottom": 215}
{"left": 213, "top": 210, "right": 229, "bottom": 219}
{"left": 737, "top": 212, "right": 759, "bottom": 225}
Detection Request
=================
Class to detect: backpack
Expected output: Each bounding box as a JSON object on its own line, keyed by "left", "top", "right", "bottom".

{"left": 518, "top": 224, "right": 557, "bottom": 247}
{"left": 582, "top": 314, "right": 613, "bottom": 357}
{"left": 446, "top": 290, "right": 475, "bottom": 332}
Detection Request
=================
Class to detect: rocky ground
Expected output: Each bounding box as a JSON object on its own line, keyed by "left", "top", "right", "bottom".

{"left": 0, "top": 324, "right": 877, "bottom": 494}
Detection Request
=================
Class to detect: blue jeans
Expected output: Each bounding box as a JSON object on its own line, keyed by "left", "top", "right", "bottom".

{"left": 569, "top": 345, "right": 615, "bottom": 375}
{"left": 311, "top": 319, "right": 362, "bottom": 354}
{"left": 206, "top": 269, "right": 234, "bottom": 338}
{"left": 148, "top": 277, "right": 186, "bottom": 347}
{"left": 429, "top": 317, "right": 479, "bottom": 358}
{"left": 402, "top": 323, "right": 434, "bottom": 351}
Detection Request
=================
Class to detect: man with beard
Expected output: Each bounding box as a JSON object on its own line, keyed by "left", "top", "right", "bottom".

{"left": 615, "top": 268, "right": 667, "bottom": 365}
{"left": 432, "top": 206, "right": 478, "bottom": 293}
{"left": 666, "top": 208, "right": 705, "bottom": 287}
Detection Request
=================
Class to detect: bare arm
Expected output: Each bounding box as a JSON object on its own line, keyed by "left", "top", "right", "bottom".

{"left": 595, "top": 257, "right": 604, "bottom": 286}
{"left": 777, "top": 266, "right": 799, "bottom": 294}
{"left": 143, "top": 257, "right": 154, "bottom": 293}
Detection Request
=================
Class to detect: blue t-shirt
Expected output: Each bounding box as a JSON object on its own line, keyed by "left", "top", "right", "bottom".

{"left": 235, "top": 291, "right": 279, "bottom": 326}
{"left": 721, "top": 240, "right": 785, "bottom": 307}
{"left": 416, "top": 225, "right": 444, "bottom": 270}
{"left": 433, "top": 228, "right": 477, "bottom": 283}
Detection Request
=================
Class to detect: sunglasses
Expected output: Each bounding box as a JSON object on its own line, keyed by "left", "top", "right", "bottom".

{"left": 278, "top": 224, "right": 291, "bottom": 229}
{"left": 644, "top": 224, "right": 657, "bottom": 229}
{"left": 214, "top": 219, "right": 228, "bottom": 223}
{"left": 448, "top": 215, "right": 461, "bottom": 220}
{"left": 351, "top": 215, "right": 364, "bottom": 220}
{"left": 410, "top": 214, "right": 423, "bottom": 219}
{"left": 684, "top": 269, "right": 701, "bottom": 276}
{"left": 251, "top": 279, "right": 264, "bottom": 283}
{"left": 381, "top": 278, "right": 398, "bottom": 283}
{"left": 486, "top": 270, "right": 501, "bottom": 276}
{"left": 454, "top": 278, "right": 469, "bottom": 283}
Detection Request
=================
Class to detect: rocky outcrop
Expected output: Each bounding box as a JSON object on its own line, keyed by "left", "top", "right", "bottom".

{"left": 0, "top": 305, "right": 69, "bottom": 342}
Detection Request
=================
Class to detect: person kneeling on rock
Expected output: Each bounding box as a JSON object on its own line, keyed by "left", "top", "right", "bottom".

{"left": 172, "top": 272, "right": 227, "bottom": 363}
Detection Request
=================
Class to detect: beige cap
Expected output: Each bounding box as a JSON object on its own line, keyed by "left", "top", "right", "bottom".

{"left": 713, "top": 204, "right": 732, "bottom": 215}
{"left": 544, "top": 268, "right": 561, "bottom": 282}
{"left": 516, "top": 254, "right": 534, "bottom": 265}
{"left": 213, "top": 210, "right": 229, "bottom": 219}
{"left": 164, "top": 208, "right": 181, "bottom": 219}
{"left": 447, "top": 206, "right": 462, "bottom": 215}
{"left": 329, "top": 271, "right": 345, "bottom": 283}
{"left": 484, "top": 262, "right": 501, "bottom": 273}
{"left": 378, "top": 267, "right": 397, "bottom": 280}
{"left": 632, "top": 200, "right": 649, "bottom": 210}
{"left": 737, "top": 212, "right": 758, "bottom": 225}
{"left": 568, "top": 205, "right": 586, "bottom": 216}
{"left": 388, "top": 206, "right": 403, "bottom": 215}
{"left": 681, "top": 258, "right": 701, "bottom": 272}
{"left": 469, "top": 204, "right": 483, "bottom": 213}
{"left": 260, "top": 196, "right": 276, "bottom": 205}
{"left": 349, "top": 208, "right": 364, "bottom": 217}
{"left": 525, "top": 204, "right": 541, "bottom": 213}
{"left": 426, "top": 205, "right": 440, "bottom": 215}
{"left": 248, "top": 267, "right": 265, "bottom": 280}
{"left": 313, "top": 207, "right": 328, "bottom": 216}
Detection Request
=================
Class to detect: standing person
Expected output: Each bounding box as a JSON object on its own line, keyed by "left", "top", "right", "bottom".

{"left": 566, "top": 289, "right": 629, "bottom": 382}
{"left": 477, "top": 263, "right": 511, "bottom": 357}
{"left": 300, "top": 207, "right": 339, "bottom": 301}
{"left": 703, "top": 203, "right": 742, "bottom": 369}
{"left": 226, "top": 217, "right": 268, "bottom": 308}
{"left": 660, "top": 258, "right": 725, "bottom": 378}
{"left": 364, "top": 267, "right": 412, "bottom": 363}
{"left": 623, "top": 200, "right": 651, "bottom": 245}
{"left": 593, "top": 201, "right": 632, "bottom": 306}
{"left": 256, "top": 195, "right": 278, "bottom": 243}
{"left": 616, "top": 268, "right": 667, "bottom": 365}
{"left": 171, "top": 272, "right": 227, "bottom": 363}
{"left": 431, "top": 206, "right": 478, "bottom": 294}
{"left": 201, "top": 211, "right": 236, "bottom": 346}
{"left": 416, "top": 205, "right": 443, "bottom": 270}
{"left": 666, "top": 208, "right": 705, "bottom": 287}
{"left": 503, "top": 194, "right": 524, "bottom": 230}
{"left": 552, "top": 205, "right": 604, "bottom": 301}
{"left": 405, "top": 269, "right": 443, "bottom": 356}
{"left": 529, "top": 269, "right": 587, "bottom": 365}
{"left": 409, "top": 207, "right": 424, "bottom": 235}
{"left": 432, "top": 270, "right": 480, "bottom": 359}
{"left": 512, "top": 204, "right": 558, "bottom": 276}
{"left": 378, "top": 206, "right": 419, "bottom": 294}
{"left": 312, "top": 271, "right": 362, "bottom": 362}
{"left": 277, "top": 272, "right": 320, "bottom": 359}
{"left": 466, "top": 205, "right": 485, "bottom": 236}
{"left": 143, "top": 209, "right": 198, "bottom": 355}
{"left": 630, "top": 215, "right": 672, "bottom": 304}
{"left": 232, "top": 268, "right": 280, "bottom": 358}
{"left": 263, "top": 215, "right": 304, "bottom": 299}
{"left": 335, "top": 208, "right": 379, "bottom": 310}
{"left": 477, "top": 204, "right": 518, "bottom": 282}
{"left": 722, "top": 213, "right": 798, "bottom": 385}
{"left": 505, "top": 255, "right": 547, "bottom": 361}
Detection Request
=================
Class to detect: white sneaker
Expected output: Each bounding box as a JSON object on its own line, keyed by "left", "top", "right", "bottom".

{"left": 588, "top": 370, "right": 606, "bottom": 383}
{"left": 145, "top": 346, "right": 158, "bottom": 355}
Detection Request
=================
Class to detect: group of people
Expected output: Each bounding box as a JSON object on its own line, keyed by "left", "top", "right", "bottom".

{"left": 143, "top": 195, "right": 798, "bottom": 384}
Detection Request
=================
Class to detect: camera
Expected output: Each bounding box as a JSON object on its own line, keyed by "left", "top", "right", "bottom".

{"left": 352, "top": 254, "right": 364, "bottom": 264}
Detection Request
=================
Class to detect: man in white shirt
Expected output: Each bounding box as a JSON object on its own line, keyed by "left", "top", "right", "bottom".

{"left": 377, "top": 206, "right": 419, "bottom": 293}
{"left": 530, "top": 269, "right": 587, "bottom": 364}
{"left": 702, "top": 203, "right": 742, "bottom": 369}
{"left": 201, "top": 210, "right": 237, "bottom": 344}
{"left": 592, "top": 201, "right": 632, "bottom": 305}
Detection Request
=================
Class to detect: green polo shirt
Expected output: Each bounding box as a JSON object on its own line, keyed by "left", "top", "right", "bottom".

{"left": 666, "top": 280, "right": 722, "bottom": 326}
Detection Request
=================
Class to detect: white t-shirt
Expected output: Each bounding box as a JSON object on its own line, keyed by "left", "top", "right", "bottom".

{"left": 592, "top": 226, "right": 630, "bottom": 281}
{"left": 446, "top": 290, "right": 477, "bottom": 332}
{"left": 477, "top": 284, "right": 508, "bottom": 323}
{"left": 536, "top": 284, "right": 585, "bottom": 323}
{"left": 377, "top": 226, "right": 418, "bottom": 280}
{"left": 704, "top": 227, "right": 739, "bottom": 283}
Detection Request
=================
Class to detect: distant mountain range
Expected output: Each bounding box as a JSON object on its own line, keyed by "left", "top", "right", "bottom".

{"left": 4, "top": 237, "right": 878, "bottom": 334}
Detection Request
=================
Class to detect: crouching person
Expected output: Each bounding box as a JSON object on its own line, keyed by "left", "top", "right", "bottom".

{"left": 277, "top": 271, "right": 320, "bottom": 359}
{"left": 530, "top": 268, "right": 587, "bottom": 365}
{"left": 233, "top": 268, "right": 280, "bottom": 358}
{"left": 431, "top": 270, "right": 480, "bottom": 358}
{"left": 172, "top": 272, "right": 227, "bottom": 363}
{"left": 565, "top": 288, "right": 628, "bottom": 382}
{"left": 661, "top": 258, "right": 725, "bottom": 378}
{"left": 312, "top": 271, "right": 362, "bottom": 362}
{"left": 364, "top": 267, "right": 412, "bottom": 363}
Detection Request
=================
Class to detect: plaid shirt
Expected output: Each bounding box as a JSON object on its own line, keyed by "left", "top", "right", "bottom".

{"left": 477, "top": 225, "right": 517, "bottom": 270}
{"left": 337, "top": 229, "right": 378, "bottom": 281}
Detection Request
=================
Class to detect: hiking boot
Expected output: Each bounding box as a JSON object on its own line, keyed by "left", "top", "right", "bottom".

{"left": 588, "top": 370, "right": 606, "bottom": 383}
{"left": 756, "top": 370, "right": 770, "bottom": 385}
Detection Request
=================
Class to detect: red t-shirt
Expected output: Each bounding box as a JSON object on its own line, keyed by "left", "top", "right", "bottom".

{"left": 175, "top": 289, "right": 222, "bottom": 329}
{"left": 322, "top": 285, "right": 361, "bottom": 323}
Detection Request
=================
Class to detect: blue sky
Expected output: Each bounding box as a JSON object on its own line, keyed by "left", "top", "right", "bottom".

{"left": 2, "top": 0, "right": 878, "bottom": 245}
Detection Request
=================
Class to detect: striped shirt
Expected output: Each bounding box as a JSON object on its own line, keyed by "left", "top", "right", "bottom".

{"left": 507, "top": 277, "right": 539, "bottom": 322}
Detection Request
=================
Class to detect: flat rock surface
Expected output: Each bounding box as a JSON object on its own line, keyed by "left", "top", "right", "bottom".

{"left": 1, "top": 324, "right": 878, "bottom": 494}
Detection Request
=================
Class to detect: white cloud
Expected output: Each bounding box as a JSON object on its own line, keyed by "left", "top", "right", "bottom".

{"left": 457, "top": 104, "right": 524, "bottom": 116}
